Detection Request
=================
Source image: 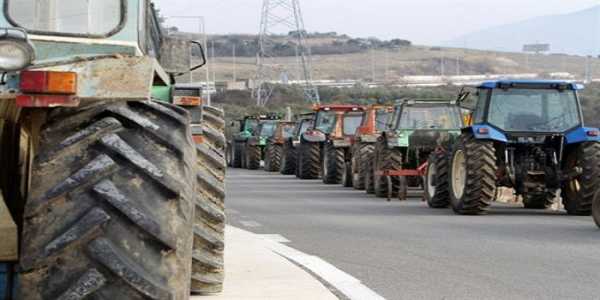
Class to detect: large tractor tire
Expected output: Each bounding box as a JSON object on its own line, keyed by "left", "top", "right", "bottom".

{"left": 522, "top": 191, "right": 555, "bottom": 209}
{"left": 353, "top": 143, "right": 374, "bottom": 190}
{"left": 364, "top": 151, "right": 375, "bottom": 194}
{"left": 245, "top": 145, "right": 261, "bottom": 170}
{"left": 19, "top": 101, "right": 195, "bottom": 300}
{"left": 230, "top": 142, "right": 243, "bottom": 168}
{"left": 425, "top": 151, "right": 451, "bottom": 208}
{"left": 322, "top": 143, "right": 344, "bottom": 184}
{"left": 593, "top": 190, "right": 600, "bottom": 228}
{"left": 341, "top": 161, "right": 353, "bottom": 187}
{"left": 374, "top": 139, "right": 402, "bottom": 198}
{"left": 192, "top": 105, "right": 226, "bottom": 294}
{"left": 297, "top": 141, "right": 321, "bottom": 179}
{"left": 561, "top": 142, "right": 600, "bottom": 215}
{"left": 449, "top": 134, "right": 497, "bottom": 215}
{"left": 280, "top": 141, "right": 297, "bottom": 175}
{"left": 264, "top": 143, "right": 282, "bottom": 172}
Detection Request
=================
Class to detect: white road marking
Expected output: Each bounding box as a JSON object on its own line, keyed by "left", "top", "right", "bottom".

{"left": 240, "top": 220, "right": 262, "bottom": 228}
{"left": 262, "top": 234, "right": 386, "bottom": 300}
{"left": 257, "top": 234, "right": 291, "bottom": 243}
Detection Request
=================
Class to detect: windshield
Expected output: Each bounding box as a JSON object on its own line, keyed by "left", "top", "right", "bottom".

{"left": 297, "top": 119, "right": 313, "bottom": 136}
{"left": 244, "top": 119, "right": 259, "bottom": 134}
{"left": 281, "top": 125, "right": 295, "bottom": 138}
{"left": 343, "top": 113, "right": 364, "bottom": 135}
{"left": 315, "top": 111, "right": 337, "bottom": 134}
{"left": 8, "top": 0, "right": 123, "bottom": 36}
{"left": 488, "top": 89, "right": 580, "bottom": 132}
{"left": 398, "top": 105, "right": 463, "bottom": 130}
{"left": 260, "top": 122, "right": 277, "bottom": 137}
{"left": 375, "top": 109, "right": 391, "bottom": 131}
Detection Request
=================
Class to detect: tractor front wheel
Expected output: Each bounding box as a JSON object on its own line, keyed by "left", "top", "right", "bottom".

{"left": 245, "top": 145, "right": 261, "bottom": 170}
{"left": 374, "top": 139, "right": 402, "bottom": 198}
{"left": 280, "top": 141, "right": 297, "bottom": 175}
{"left": 297, "top": 141, "right": 321, "bottom": 179}
{"left": 425, "top": 151, "right": 451, "bottom": 208}
{"left": 561, "top": 142, "right": 600, "bottom": 215}
{"left": 353, "top": 143, "right": 374, "bottom": 190}
{"left": 322, "top": 143, "right": 344, "bottom": 184}
{"left": 264, "top": 143, "right": 282, "bottom": 172}
{"left": 449, "top": 134, "right": 497, "bottom": 215}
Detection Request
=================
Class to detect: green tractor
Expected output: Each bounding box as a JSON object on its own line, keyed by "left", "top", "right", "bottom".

{"left": 372, "top": 100, "right": 464, "bottom": 201}
{"left": 229, "top": 114, "right": 281, "bottom": 170}
{"left": 0, "top": 0, "right": 225, "bottom": 299}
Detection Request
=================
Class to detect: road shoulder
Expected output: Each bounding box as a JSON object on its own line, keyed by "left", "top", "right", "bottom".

{"left": 194, "top": 226, "right": 338, "bottom": 300}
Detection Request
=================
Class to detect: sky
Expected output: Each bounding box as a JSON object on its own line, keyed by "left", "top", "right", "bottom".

{"left": 156, "top": 0, "right": 600, "bottom": 45}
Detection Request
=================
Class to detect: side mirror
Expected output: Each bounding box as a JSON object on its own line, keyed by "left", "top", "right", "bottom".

{"left": 455, "top": 87, "right": 476, "bottom": 110}
{"left": 160, "top": 37, "right": 207, "bottom": 76}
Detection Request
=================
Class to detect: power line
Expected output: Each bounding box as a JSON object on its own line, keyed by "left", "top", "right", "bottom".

{"left": 254, "top": 0, "right": 320, "bottom": 106}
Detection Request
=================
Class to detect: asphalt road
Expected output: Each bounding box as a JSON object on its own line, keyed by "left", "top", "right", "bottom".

{"left": 226, "top": 168, "right": 600, "bottom": 300}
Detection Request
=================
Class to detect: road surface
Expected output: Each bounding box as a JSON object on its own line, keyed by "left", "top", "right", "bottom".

{"left": 226, "top": 168, "right": 600, "bottom": 300}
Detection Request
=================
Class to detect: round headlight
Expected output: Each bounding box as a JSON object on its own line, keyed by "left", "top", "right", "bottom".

{"left": 0, "top": 39, "right": 34, "bottom": 72}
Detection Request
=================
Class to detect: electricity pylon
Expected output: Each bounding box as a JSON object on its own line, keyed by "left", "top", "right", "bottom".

{"left": 254, "top": 0, "right": 320, "bottom": 106}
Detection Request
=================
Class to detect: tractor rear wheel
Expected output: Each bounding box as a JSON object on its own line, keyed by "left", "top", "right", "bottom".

{"left": 264, "top": 143, "right": 282, "bottom": 172}
{"left": 593, "top": 190, "right": 600, "bottom": 228}
{"left": 449, "top": 133, "right": 497, "bottom": 215}
{"left": 19, "top": 101, "right": 195, "bottom": 300}
{"left": 280, "top": 141, "right": 297, "bottom": 175}
{"left": 298, "top": 141, "right": 321, "bottom": 179}
{"left": 322, "top": 143, "right": 344, "bottom": 184}
{"left": 561, "top": 142, "right": 600, "bottom": 215}
{"left": 374, "top": 139, "right": 402, "bottom": 198}
{"left": 353, "top": 143, "right": 374, "bottom": 190}
{"left": 192, "top": 105, "right": 226, "bottom": 294}
{"left": 425, "top": 151, "right": 451, "bottom": 208}
{"left": 245, "top": 145, "right": 261, "bottom": 170}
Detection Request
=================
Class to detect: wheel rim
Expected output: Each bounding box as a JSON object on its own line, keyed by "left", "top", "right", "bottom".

{"left": 426, "top": 161, "right": 437, "bottom": 197}
{"left": 451, "top": 150, "right": 467, "bottom": 200}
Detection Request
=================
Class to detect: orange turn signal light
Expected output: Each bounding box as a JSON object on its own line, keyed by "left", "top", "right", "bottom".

{"left": 21, "top": 71, "right": 77, "bottom": 95}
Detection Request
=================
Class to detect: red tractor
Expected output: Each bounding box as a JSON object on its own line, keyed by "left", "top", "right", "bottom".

{"left": 296, "top": 104, "right": 365, "bottom": 183}
{"left": 350, "top": 105, "right": 394, "bottom": 191}
{"left": 264, "top": 121, "right": 297, "bottom": 172}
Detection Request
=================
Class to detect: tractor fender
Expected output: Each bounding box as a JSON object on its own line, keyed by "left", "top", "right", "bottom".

{"left": 301, "top": 130, "right": 327, "bottom": 143}
{"left": 467, "top": 125, "right": 507, "bottom": 143}
{"left": 358, "top": 134, "right": 378, "bottom": 143}
{"left": 565, "top": 127, "right": 600, "bottom": 144}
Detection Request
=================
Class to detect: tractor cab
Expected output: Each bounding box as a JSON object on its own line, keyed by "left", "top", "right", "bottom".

{"left": 460, "top": 81, "right": 590, "bottom": 141}
{"left": 386, "top": 100, "right": 464, "bottom": 150}
{"left": 304, "top": 104, "right": 365, "bottom": 143}
{"left": 449, "top": 80, "right": 600, "bottom": 215}
{"left": 0, "top": 0, "right": 203, "bottom": 106}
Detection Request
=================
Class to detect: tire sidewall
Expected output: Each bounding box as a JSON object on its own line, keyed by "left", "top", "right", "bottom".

{"left": 449, "top": 137, "right": 468, "bottom": 212}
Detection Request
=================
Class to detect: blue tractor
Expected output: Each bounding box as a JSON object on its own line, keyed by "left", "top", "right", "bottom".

{"left": 449, "top": 80, "right": 600, "bottom": 215}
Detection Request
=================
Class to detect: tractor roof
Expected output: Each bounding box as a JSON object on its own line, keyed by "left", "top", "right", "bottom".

{"left": 478, "top": 80, "right": 584, "bottom": 90}
{"left": 398, "top": 99, "right": 455, "bottom": 107}
{"left": 312, "top": 104, "right": 364, "bottom": 112}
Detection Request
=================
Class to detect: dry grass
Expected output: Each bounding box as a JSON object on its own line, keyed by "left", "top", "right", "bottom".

{"left": 200, "top": 46, "right": 599, "bottom": 82}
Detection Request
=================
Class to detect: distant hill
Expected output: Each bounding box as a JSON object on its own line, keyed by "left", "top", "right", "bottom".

{"left": 171, "top": 31, "right": 411, "bottom": 57}
{"left": 446, "top": 6, "right": 600, "bottom": 56}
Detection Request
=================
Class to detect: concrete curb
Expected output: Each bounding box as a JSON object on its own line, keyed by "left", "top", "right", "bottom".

{"left": 192, "top": 226, "right": 338, "bottom": 300}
